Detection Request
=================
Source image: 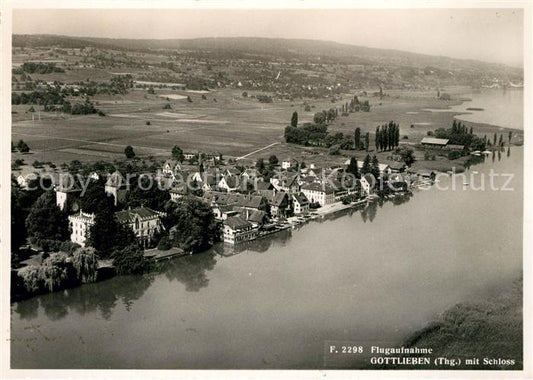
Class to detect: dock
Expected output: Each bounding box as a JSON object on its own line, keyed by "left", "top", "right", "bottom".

{"left": 143, "top": 247, "right": 186, "bottom": 262}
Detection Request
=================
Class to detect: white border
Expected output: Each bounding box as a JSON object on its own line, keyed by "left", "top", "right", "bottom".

{"left": 1, "top": 1, "right": 532, "bottom": 379}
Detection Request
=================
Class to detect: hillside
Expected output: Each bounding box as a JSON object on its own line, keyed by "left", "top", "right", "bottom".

{"left": 13, "top": 34, "right": 522, "bottom": 77}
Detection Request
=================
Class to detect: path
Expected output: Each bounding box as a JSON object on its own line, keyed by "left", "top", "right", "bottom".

{"left": 236, "top": 142, "right": 279, "bottom": 161}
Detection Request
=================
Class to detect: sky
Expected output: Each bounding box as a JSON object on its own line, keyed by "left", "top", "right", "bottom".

{"left": 12, "top": 8, "right": 524, "bottom": 67}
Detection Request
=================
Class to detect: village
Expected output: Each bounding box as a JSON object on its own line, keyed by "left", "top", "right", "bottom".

{"left": 16, "top": 146, "right": 426, "bottom": 251}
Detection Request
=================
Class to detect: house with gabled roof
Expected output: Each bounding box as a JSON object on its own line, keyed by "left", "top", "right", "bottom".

{"left": 162, "top": 159, "right": 181, "bottom": 178}
{"left": 292, "top": 193, "right": 310, "bottom": 215}
{"left": 360, "top": 174, "right": 375, "bottom": 195}
{"left": 114, "top": 206, "right": 166, "bottom": 248}
{"left": 218, "top": 175, "right": 240, "bottom": 192}
{"left": 270, "top": 172, "right": 300, "bottom": 195}
{"left": 261, "top": 191, "right": 291, "bottom": 217}
{"left": 223, "top": 216, "right": 258, "bottom": 244}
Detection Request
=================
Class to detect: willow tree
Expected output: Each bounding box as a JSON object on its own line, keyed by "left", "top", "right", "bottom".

{"left": 72, "top": 247, "right": 99, "bottom": 284}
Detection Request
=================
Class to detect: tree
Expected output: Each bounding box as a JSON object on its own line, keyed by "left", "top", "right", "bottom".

{"left": 509, "top": 131, "right": 513, "bottom": 143}
{"left": 256, "top": 158, "right": 266, "bottom": 173}
{"left": 87, "top": 208, "right": 135, "bottom": 258}
{"left": 364, "top": 132, "right": 370, "bottom": 152}
{"left": 361, "top": 154, "right": 372, "bottom": 175}
{"left": 354, "top": 127, "right": 361, "bottom": 150}
{"left": 40, "top": 252, "right": 77, "bottom": 292}
{"left": 171, "top": 145, "right": 184, "bottom": 162}
{"left": 291, "top": 111, "right": 298, "bottom": 127}
{"left": 72, "top": 247, "right": 98, "bottom": 283}
{"left": 112, "top": 244, "right": 147, "bottom": 275}
{"left": 268, "top": 155, "right": 279, "bottom": 167}
{"left": 157, "top": 235, "right": 172, "bottom": 251}
{"left": 124, "top": 145, "right": 135, "bottom": 159}
{"left": 346, "top": 157, "right": 359, "bottom": 179}
{"left": 164, "top": 197, "right": 218, "bottom": 253}
{"left": 371, "top": 156, "right": 381, "bottom": 180}
{"left": 16, "top": 139, "right": 30, "bottom": 153}
{"left": 25, "top": 191, "right": 69, "bottom": 245}
{"left": 395, "top": 147, "right": 415, "bottom": 166}
{"left": 493, "top": 133, "right": 497, "bottom": 146}
{"left": 78, "top": 178, "right": 113, "bottom": 214}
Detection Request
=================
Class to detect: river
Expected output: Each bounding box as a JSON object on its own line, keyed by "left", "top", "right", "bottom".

{"left": 10, "top": 144, "right": 523, "bottom": 369}
{"left": 448, "top": 88, "right": 523, "bottom": 130}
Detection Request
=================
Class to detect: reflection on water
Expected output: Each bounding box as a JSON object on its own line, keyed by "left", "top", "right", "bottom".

{"left": 219, "top": 229, "right": 292, "bottom": 257}
{"left": 11, "top": 147, "right": 523, "bottom": 369}
{"left": 162, "top": 250, "right": 217, "bottom": 292}
{"left": 13, "top": 274, "right": 155, "bottom": 321}
{"left": 361, "top": 193, "right": 412, "bottom": 223}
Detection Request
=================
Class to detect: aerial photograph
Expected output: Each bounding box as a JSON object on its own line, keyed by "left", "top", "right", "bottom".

{"left": 4, "top": 4, "right": 529, "bottom": 375}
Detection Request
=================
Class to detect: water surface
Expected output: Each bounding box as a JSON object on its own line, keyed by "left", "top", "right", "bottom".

{"left": 11, "top": 148, "right": 523, "bottom": 369}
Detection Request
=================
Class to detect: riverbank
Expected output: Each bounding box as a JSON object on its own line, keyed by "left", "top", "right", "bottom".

{"left": 398, "top": 277, "right": 523, "bottom": 370}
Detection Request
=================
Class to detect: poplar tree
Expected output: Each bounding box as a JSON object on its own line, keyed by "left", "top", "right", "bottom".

{"left": 291, "top": 111, "right": 298, "bottom": 127}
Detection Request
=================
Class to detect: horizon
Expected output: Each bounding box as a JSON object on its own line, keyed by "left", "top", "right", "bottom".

{"left": 12, "top": 8, "right": 524, "bottom": 68}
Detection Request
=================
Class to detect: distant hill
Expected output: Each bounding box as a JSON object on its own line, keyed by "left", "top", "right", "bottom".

{"left": 13, "top": 34, "right": 521, "bottom": 73}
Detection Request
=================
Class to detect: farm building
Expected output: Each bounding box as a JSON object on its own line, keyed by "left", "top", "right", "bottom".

{"left": 420, "top": 137, "right": 449, "bottom": 148}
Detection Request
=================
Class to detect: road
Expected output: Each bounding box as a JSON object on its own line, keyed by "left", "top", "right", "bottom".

{"left": 236, "top": 142, "right": 279, "bottom": 160}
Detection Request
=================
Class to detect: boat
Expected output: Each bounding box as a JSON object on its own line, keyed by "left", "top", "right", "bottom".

{"left": 482, "top": 150, "right": 492, "bottom": 155}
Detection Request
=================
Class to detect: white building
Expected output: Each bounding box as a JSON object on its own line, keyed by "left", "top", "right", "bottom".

{"left": 292, "top": 193, "right": 310, "bottom": 215}
{"left": 68, "top": 211, "right": 95, "bottom": 247}
{"left": 115, "top": 206, "right": 166, "bottom": 248}
{"left": 301, "top": 183, "right": 335, "bottom": 207}
{"left": 360, "top": 174, "right": 375, "bottom": 195}
{"left": 223, "top": 216, "right": 258, "bottom": 244}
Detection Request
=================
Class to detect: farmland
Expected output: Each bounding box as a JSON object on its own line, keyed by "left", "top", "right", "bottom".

{"left": 11, "top": 35, "right": 524, "bottom": 171}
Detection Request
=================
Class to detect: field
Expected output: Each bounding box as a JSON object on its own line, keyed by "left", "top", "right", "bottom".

{"left": 11, "top": 42, "right": 524, "bottom": 175}
{"left": 12, "top": 85, "right": 519, "bottom": 173}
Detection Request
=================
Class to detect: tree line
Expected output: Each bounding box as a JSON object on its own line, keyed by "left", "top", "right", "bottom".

{"left": 12, "top": 62, "right": 65, "bottom": 74}
{"left": 433, "top": 120, "right": 486, "bottom": 151}
{"left": 376, "top": 121, "right": 400, "bottom": 152}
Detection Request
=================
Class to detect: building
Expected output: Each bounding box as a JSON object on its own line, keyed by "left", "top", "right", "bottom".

{"left": 55, "top": 175, "right": 81, "bottom": 211}
{"left": 260, "top": 191, "right": 291, "bottom": 217}
{"left": 169, "top": 183, "right": 188, "bottom": 201}
{"left": 420, "top": 137, "right": 449, "bottom": 148}
{"left": 301, "top": 183, "right": 335, "bottom": 207}
{"left": 105, "top": 171, "right": 128, "bottom": 206}
{"left": 292, "top": 193, "right": 310, "bottom": 215}
{"left": 281, "top": 158, "right": 298, "bottom": 170}
{"left": 270, "top": 173, "right": 300, "bottom": 194}
{"left": 218, "top": 175, "right": 240, "bottom": 192}
{"left": 446, "top": 144, "right": 465, "bottom": 151}
{"left": 68, "top": 211, "right": 95, "bottom": 247}
{"left": 115, "top": 206, "right": 166, "bottom": 248}
{"left": 162, "top": 159, "right": 181, "bottom": 178}
{"left": 360, "top": 174, "right": 375, "bottom": 195}
{"left": 183, "top": 151, "right": 198, "bottom": 160}
{"left": 223, "top": 216, "right": 258, "bottom": 244}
